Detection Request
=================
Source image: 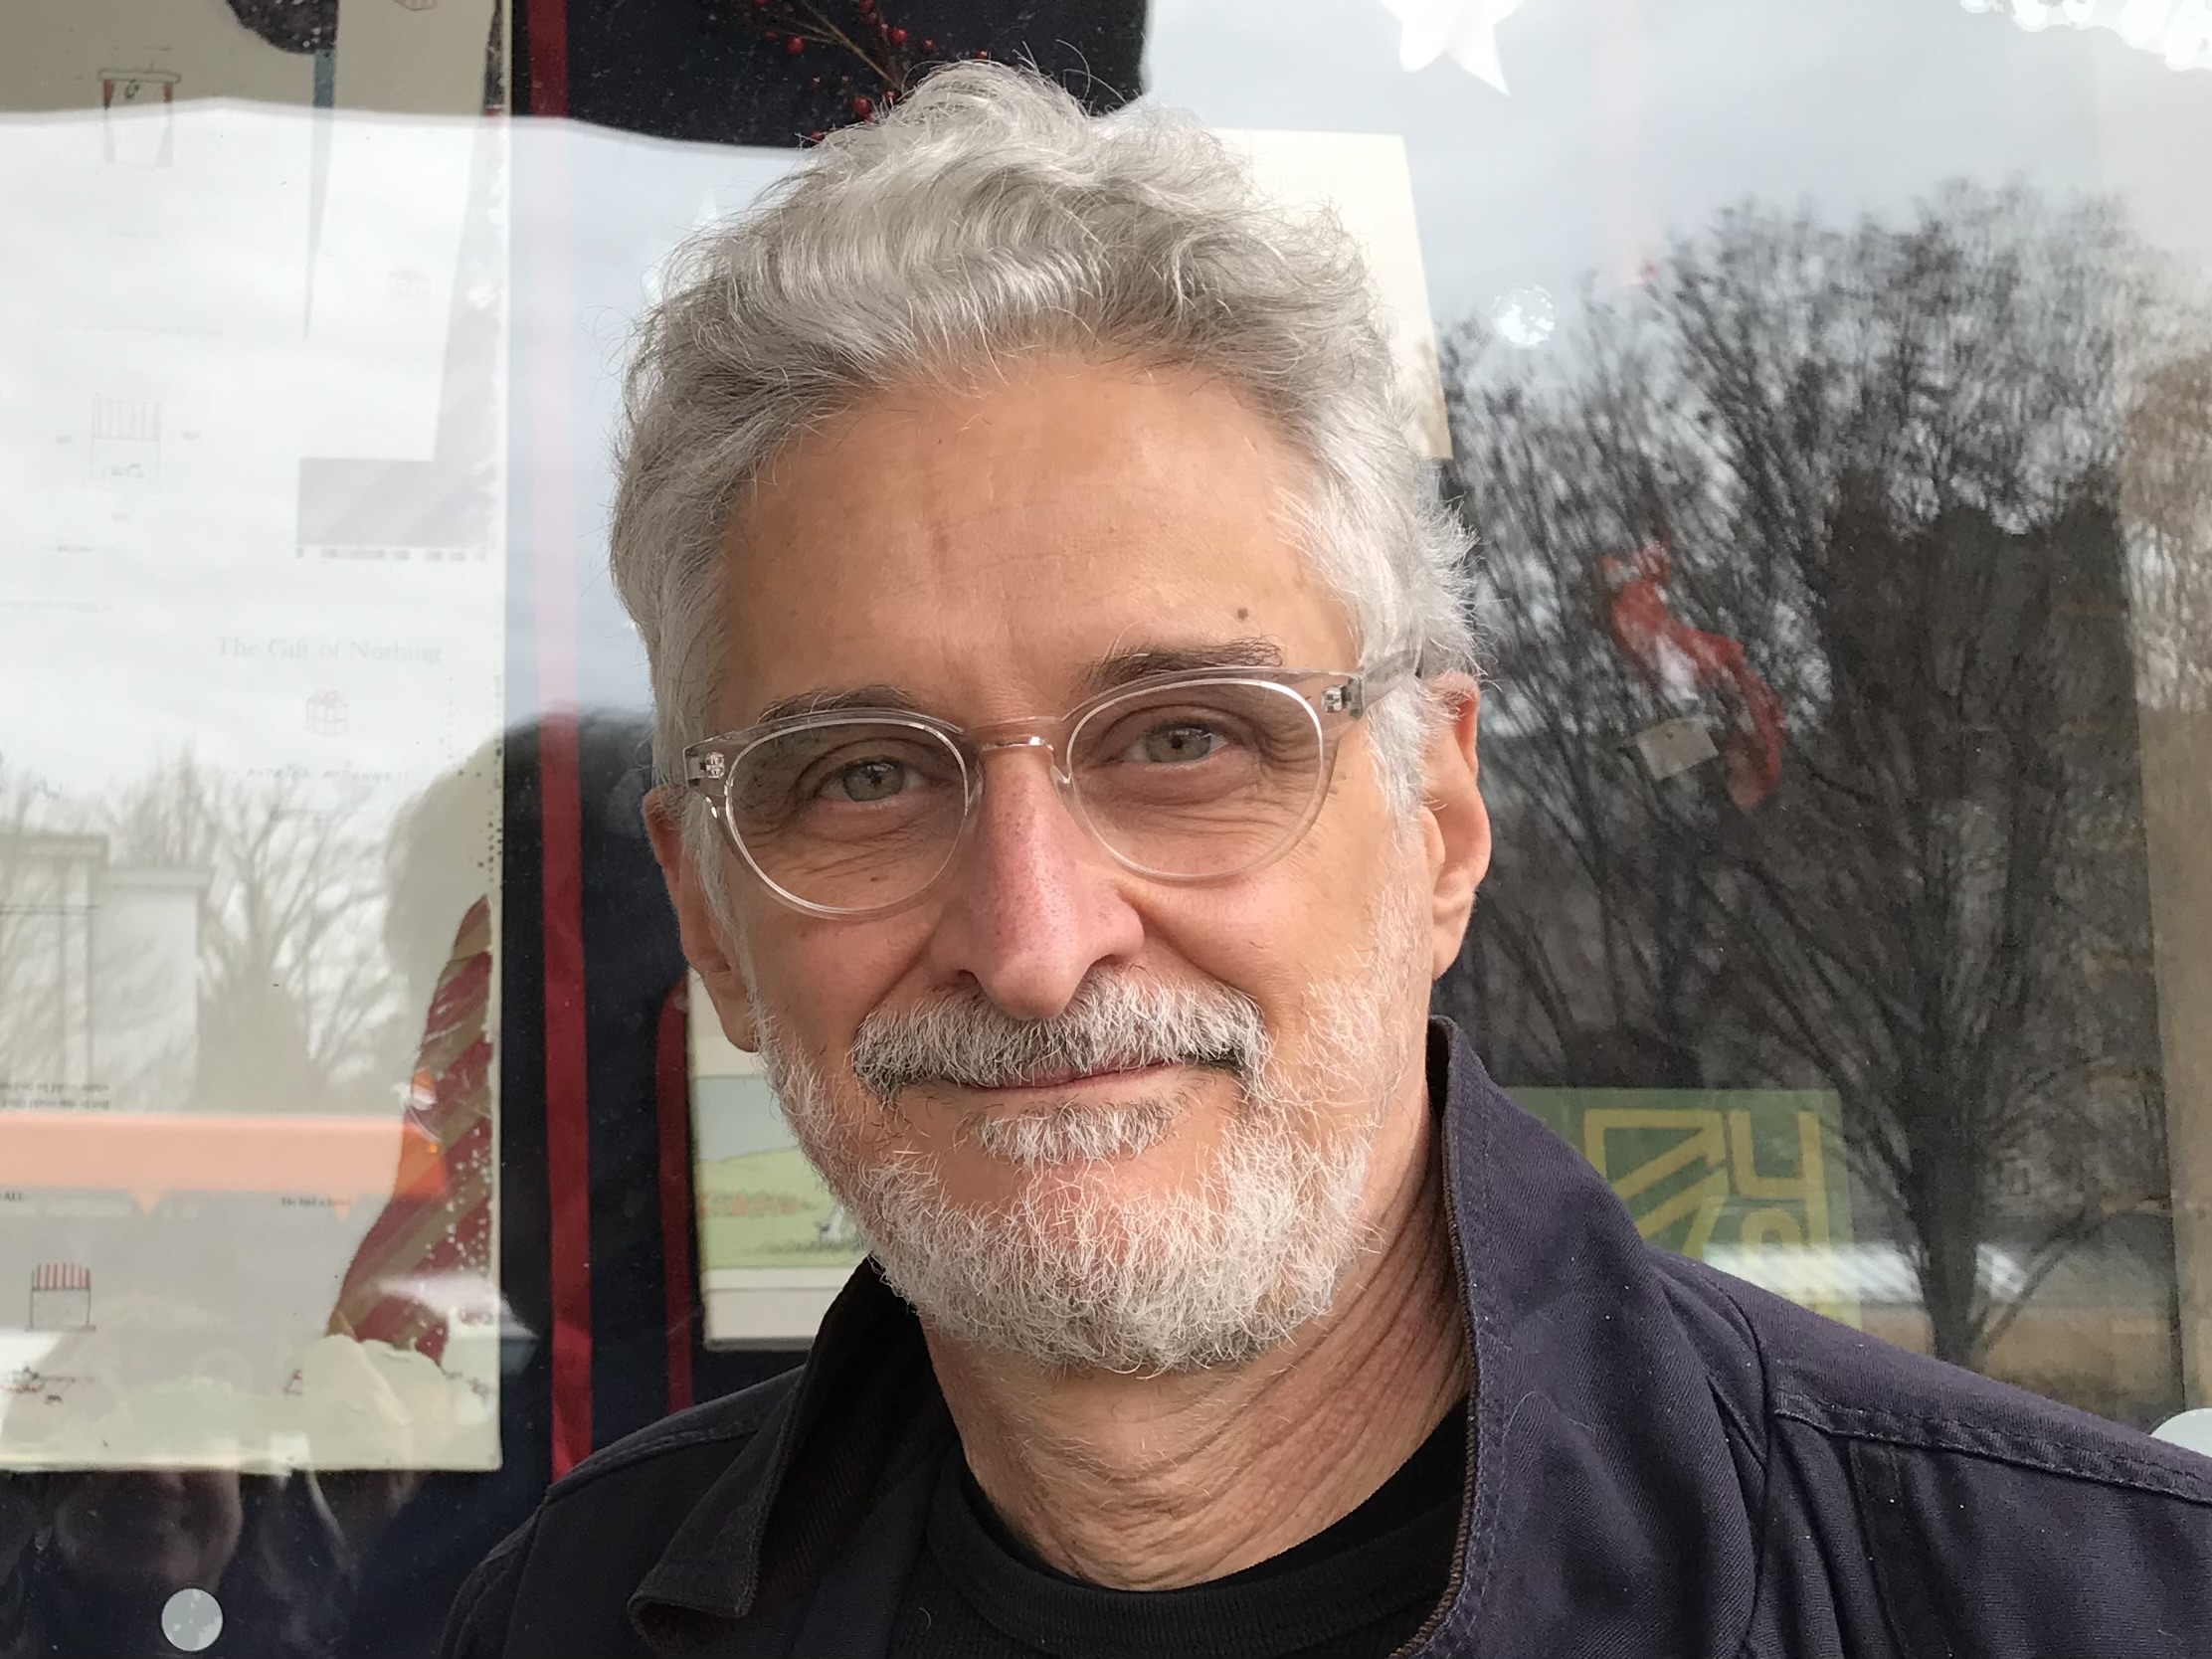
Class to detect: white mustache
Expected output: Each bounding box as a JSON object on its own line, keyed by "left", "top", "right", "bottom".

{"left": 848, "top": 977, "right": 1268, "bottom": 1103}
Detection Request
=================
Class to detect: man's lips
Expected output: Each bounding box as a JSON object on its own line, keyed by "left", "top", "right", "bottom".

{"left": 959, "top": 1060, "right": 1179, "bottom": 1093}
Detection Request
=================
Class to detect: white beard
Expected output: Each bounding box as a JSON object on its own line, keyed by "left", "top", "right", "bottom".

{"left": 751, "top": 875, "right": 1430, "bottom": 1374}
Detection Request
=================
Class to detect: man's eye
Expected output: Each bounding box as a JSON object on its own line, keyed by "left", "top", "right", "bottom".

{"left": 823, "top": 759, "right": 910, "bottom": 802}
{"left": 1127, "top": 723, "right": 1227, "bottom": 765}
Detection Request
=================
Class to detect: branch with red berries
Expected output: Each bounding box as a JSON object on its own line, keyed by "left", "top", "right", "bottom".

{"left": 724, "top": 0, "right": 995, "bottom": 140}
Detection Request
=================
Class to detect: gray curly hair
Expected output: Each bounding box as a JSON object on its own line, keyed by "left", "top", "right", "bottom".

{"left": 609, "top": 62, "right": 1475, "bottom": 873}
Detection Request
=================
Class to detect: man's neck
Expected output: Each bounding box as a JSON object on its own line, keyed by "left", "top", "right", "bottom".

{"left": 923, "top": 1100, "right": 1468, "bottom": 1591}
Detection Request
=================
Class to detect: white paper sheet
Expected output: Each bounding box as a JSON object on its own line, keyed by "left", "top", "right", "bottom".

{"left": 0, "top": 104, "right": 506, "bottom": 1470}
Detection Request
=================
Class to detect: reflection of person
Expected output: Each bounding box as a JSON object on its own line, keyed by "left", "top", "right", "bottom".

{"left": 446, "top": 63, "right": 2212, "bottom": 1659}
{"left": 0, "top": 1470, "right": 343, "bottom": 1658}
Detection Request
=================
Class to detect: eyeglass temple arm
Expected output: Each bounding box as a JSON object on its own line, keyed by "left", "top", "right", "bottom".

{"left": 1329, "top": 645, "right": 1426, "bottom": 715}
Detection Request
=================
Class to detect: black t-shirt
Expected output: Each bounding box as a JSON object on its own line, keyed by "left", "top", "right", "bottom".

{"left": 889, "top": 1403, "right": 1467, "bottom": 1659}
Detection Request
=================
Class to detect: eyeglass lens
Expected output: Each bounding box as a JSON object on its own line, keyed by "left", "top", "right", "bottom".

{"left": 722, "top": 679, "right": 1329, "bottom": 912}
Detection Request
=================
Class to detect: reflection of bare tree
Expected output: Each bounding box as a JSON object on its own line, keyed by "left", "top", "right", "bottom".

{"left": 0, "top": 758, "right": 404, "bottom": 1117}
{"left": 104, "top": 759, "right": 405, "bottom": 1116}
{"left": 1443, "top": 185, "right": 2201, "bottom": 1375}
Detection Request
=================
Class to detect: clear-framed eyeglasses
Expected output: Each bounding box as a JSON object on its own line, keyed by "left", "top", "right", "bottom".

{"left": 681, "top": 651, "right": 1420, "bottom": 918}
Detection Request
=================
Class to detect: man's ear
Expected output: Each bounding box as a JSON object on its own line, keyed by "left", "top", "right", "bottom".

{"left": 1416, "top": 674, "right": 1491, "bottom": 982}
{"left": 645, "top": 788, "right": 760, "bottom": 1051}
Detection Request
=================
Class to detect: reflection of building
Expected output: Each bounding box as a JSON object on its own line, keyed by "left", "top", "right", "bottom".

{"left": 0, "top": 834, "right": 208, "bottom": 1113}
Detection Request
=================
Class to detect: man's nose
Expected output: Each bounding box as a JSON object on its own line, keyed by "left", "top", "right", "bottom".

{"left": 922, "top": 747, "right": 1144, "bottom": 1019}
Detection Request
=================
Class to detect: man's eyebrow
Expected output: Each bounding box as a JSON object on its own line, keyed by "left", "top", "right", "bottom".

{"left": 745, "top": 640, "right": 1288, "bottom": 727}
{"left": 1076, "top": 637, "right": 1286, "bottom": 697}
{"left": 749, "top": 683, "right": 926, "bottom": 726}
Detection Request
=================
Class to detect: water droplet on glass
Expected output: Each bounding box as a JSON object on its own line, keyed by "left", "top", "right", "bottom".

{"left": 2152, "top": 1407, "right": 2212, "bottom": 1459}
{"left": 1490, "top": 284, "right": 1556, "bottom": 349}
{"left": 162, "top": 1587, "right": 224, "bottom": 1653}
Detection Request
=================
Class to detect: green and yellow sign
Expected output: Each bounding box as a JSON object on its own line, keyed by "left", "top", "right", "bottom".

{"left": 1512, "top": 1090, "right": 1860, "bottom": 1328}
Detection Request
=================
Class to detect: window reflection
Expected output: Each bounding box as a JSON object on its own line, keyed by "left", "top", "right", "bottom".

{"left": 1435, "top": 182, "right": 2207, "bottom": 1420}
{"left": 0, "top": 1469, "right": 349, "bottom": 1658}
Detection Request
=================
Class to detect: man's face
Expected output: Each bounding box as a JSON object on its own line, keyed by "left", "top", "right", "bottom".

{"left": 51, "top": 1471, "right": 245, "bottom": 1595}
{"left": 656, "top": 356, "right": 1487, "bottom": 1369}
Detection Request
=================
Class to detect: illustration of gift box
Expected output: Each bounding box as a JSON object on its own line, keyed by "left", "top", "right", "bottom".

{"left": 307, "top": 689, "right": 351, "bottom": 737}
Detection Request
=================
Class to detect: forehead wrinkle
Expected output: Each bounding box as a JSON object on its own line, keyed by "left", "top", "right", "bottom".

{"left": 743, "top": 636, "right": 1293, "bottom": 731}
{"left": 721, "top": 364, "right": 1348, "bottom": 734}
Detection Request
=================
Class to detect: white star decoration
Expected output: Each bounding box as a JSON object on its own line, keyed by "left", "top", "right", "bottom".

{"left": 1380, "top": 0, "right": 1531, "bottom": 92}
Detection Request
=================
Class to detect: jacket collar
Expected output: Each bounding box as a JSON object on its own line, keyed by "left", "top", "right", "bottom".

{"left": 631, "top": 1255, "right": 951, "bottom": 1648}
{"left": 634, "top": 1019, "right": 1756, "bottom": 1657}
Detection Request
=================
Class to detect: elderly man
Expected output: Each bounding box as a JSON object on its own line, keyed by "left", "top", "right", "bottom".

{"left": 447, "top": 64, "right": 2212, "bottom": 1659}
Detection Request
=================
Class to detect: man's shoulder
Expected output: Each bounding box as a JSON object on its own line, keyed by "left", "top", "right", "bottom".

{"left": 441, "top": 1369, "right": 804, "bottom": 1659}
{"left": 1648, "top": 1247, "right": 2212, "bottom": 1651}
{"left": 1652, "top": 1245, "right": 2212, "bottom": 1501}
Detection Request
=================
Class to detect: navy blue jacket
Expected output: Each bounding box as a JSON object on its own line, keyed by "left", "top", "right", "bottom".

{"left": 443, "top": 1022, "right": 2212, "bottom": 1657}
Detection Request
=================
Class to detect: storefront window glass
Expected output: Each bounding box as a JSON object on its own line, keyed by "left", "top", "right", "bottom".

{"left": 2, "top": 2, "right": 2207, "bottom": 1648}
